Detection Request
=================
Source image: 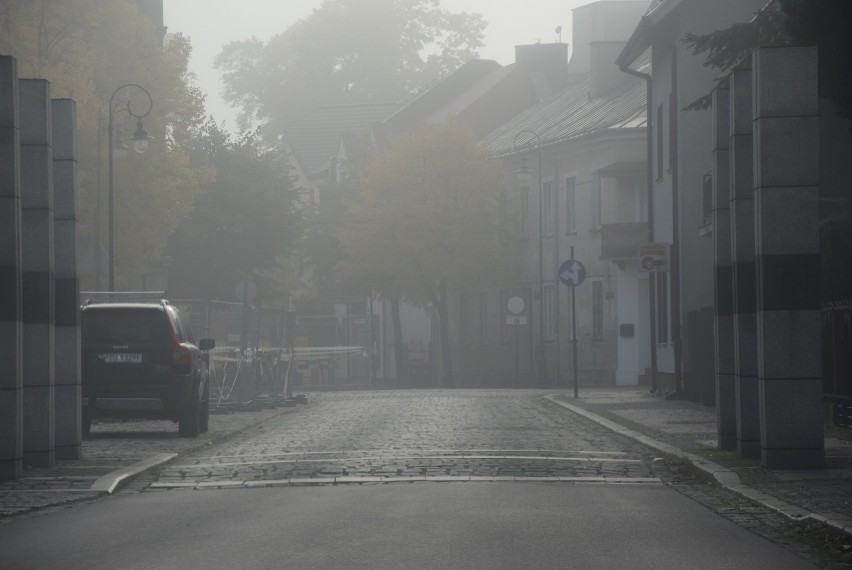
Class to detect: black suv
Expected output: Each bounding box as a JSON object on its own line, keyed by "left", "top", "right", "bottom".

{"left": 80, "top": 300, "right": 215, "bottom": 437}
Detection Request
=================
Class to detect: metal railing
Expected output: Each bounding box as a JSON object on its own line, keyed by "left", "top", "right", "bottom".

{"left": 822, "top": 299, "right": 852, "bottom": 426}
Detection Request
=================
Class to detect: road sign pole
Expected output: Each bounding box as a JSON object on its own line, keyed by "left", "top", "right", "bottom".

{"left": 570, "top": 246, "right": 579, "bottom": 398}
{"left": 558, "top": 253, "right": 585, "bottom": 399}
{"left": 514, "top": 322, "right": 519, "bottom": 385}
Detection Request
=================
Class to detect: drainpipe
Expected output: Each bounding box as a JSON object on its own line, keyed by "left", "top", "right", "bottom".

{"left": 669, "top": 45, "right": 684, "bottom": 396}
{"left": 618, "top": 53, "right": 657, "bottom": 394}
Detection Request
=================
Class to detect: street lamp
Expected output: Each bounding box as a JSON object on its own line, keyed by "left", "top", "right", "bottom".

{"left": 108, "top": 83, "right": 153, "bottom": 291}
{"left": 513, "top": 129, "right": 546, "bottom": 385}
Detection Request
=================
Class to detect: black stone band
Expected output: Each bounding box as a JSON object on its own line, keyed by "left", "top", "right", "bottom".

{"left": 733, "top": 260, "right": 757, "bottom": 314}
{"left": 22, "top": 270, "right": 53, "bottom": 324}
{"left": 0, "top": 264, "right": 21, "bottom": 322}
{"left": 54, "top": 276, "right": 78, "bottom": 327}
{"left": 715, "top": 264, "right": 734, "bottom": 316}
{"left": 757, "top": 253, "right": 820, "bottom": 312}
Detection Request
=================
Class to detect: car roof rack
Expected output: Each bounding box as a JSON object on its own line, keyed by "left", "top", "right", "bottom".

{"left": 80, "top": 291, "right": 168, "bottom": 306}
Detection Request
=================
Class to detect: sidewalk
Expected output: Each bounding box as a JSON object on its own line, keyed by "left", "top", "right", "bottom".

{"left": 548, "top": 388, "right": 852, "bottom": 537}
{"left": 0, "top": 403, "right": 299, "bottom": 519}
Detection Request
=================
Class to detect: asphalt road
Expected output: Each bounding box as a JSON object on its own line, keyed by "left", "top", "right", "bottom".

{"left": 0, "top": 391, "right": 818, "bottom": 568}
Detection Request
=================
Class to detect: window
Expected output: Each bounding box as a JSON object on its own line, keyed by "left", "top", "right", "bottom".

{"left": 656, "top": 272, "right": 669, "bottom": 343}
{"left": 565, "top": 177, "right": 576, "bottom": 233}
{"left": 633, "top": 176, "right": 648, "bottom": 223}
{"left": 500, "top": 290, "right": 510, "bottom": 343}
{"left": 702, "top": 171, "right": 713, "bottom": 225}
{"left": 499, "top": 189, "right": 509, "bottom": 228}
{"left": 669, "top": 92, "right": 677, "bottom": 172}
{"left": 592, "top": 281, "right": 604, "bottom": 340}
{"left": 479, "top": 292, "right": 488, "bottom": 344}
{"left": 520, "top": 186, "right": 530, "bottom": 239}
{"left": 459, "top": 293, "right": 469, "bottom": 345}
{"left": 590, "top": 176, "right": 602, "bottom": 230}
{"left": 542, "top": 180, "right": 554, "bottom": 237}
{"left": 543, "top": 284, "right": 555, "bottom": 341}
{"left": 656, "top": 103, "right": 664, "bottom": 180}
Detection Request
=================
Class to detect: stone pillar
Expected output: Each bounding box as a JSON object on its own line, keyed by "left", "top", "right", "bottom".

{"left": 52, "top": 99, "right": 80, "bottom": 460}
{"left": 20, "top": 79, "right": 55, "bottom": 468}
{"left": 730, "top": 67, "right": 760, "bottom": 458}
{"left": 0, "top": 57, "right": 23, "bottom": 480}
{"left": 712, "top": 81, "right": 736, "bottom": 451}
{"left": 753, "top": 46, "right": 824, "bottom": 469}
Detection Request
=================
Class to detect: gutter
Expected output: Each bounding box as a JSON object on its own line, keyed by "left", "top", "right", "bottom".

{"left": 617, "top": 54, "right": 658, "bottom": 394}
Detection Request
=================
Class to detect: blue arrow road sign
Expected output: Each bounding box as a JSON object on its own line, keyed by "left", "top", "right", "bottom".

{"left": 559, "top": 259, "right": 586, "bottom": 287}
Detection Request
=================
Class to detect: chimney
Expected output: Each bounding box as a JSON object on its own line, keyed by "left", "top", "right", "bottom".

{"left": 515, "top": 43, "right": 570, "bottom": 88}
{"left": 568, "top": 1, "right": 648, "bottom": 74}
{"left": 590, "top": 40, "right": 629, "bottom": 97}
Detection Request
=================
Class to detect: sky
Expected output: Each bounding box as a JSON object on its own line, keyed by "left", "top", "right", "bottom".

{"left": 162, "top": 0, "right": 598, "bottom": 129}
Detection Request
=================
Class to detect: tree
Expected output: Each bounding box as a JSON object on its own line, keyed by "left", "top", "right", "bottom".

{"left": 215, "top": 0, "right": 485, "bottom": 134}
{"left": 0, "top": 0, "right": 209, "bottom": 287}
{"left": 168, "top": 121, "right": 302, "bottom": 302}
{"left": 683, "top": 0, "right": 852, "bottom": 123}
{"left": 338, "top": 123, "right": 512, "bottom": 386}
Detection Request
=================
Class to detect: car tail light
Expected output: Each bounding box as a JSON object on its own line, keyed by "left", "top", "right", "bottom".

{"left": 172, "top": 336, "right": 191, "bottom": 366}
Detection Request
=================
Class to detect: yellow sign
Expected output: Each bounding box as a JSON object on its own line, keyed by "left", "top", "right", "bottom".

{"left": 638, "top": 243, "right": 670, "bottom": 272}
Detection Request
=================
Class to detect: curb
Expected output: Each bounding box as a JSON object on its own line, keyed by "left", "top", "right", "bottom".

{"left": 544, "top": 395, "right": 852, "bottom": 537}
{"left": 89, "top": 453, "right": 178, "bottom": 494}
{"left": 85, "top": 401, "right": 309, "bottom": 494}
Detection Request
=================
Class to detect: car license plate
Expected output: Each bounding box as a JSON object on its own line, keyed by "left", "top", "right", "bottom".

{"left": 102, "top": 353, "right": 142, "bottom": 363}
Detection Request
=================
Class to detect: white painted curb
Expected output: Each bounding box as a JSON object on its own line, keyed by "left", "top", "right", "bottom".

{"left": 544, "top": 395, "right": 852, "bottom": 536}
{"left": 90, "top": 453, "right": 178, "bottom": 494}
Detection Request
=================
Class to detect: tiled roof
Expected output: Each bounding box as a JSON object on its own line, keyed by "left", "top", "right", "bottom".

{"left": 485, "top": 65, "right": 648, "bottom": 158}
{"left": 283, "top": 102, "right": 400, "bottom": 177}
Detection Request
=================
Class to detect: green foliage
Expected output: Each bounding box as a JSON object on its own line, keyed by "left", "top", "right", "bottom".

{"left": 683, "top": 0, "right": 852, "bottom": 122}
{"left": 0, "top": 0, "right": 208, "bottom": 286}
{"left": 215, "top": 0, "right": 485, "bottom": 134}
{"left": 682, "top": 3, "right": 787, "bottom": 73}
{"left": 167, "top": 121, "right": 302, "bottom": 303}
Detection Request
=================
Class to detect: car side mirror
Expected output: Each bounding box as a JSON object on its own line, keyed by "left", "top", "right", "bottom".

{"left": 199, "top": 338, "right": 215, "bottom": 351}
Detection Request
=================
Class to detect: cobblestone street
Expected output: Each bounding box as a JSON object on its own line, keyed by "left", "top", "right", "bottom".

{"left": 147, "top": 390, "right": 675, "bottom": 489}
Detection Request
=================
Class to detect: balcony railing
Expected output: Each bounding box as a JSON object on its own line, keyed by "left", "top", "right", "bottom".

{"left": 600, "top": 221, "right": 649, "bottom": 259}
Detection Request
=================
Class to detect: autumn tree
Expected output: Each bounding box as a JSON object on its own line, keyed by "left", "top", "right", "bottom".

{"left": 338, "top": 123, "right": 511, "bottom": 386}
{"left": 168, "top": 121, "right": 302, "bottom": 302}
{"left": 215, "top": 0, "right": 485, "bottom": 135}
{"left": 0, "top": 0, "right": 208, "bottom": 287}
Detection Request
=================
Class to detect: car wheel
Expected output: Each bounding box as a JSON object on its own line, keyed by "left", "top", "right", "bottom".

{"left": 200, "top": 385, "right": 210, "bottom": 433}
{"left": 178, "top": 396, "right": 201, "bottom": 437}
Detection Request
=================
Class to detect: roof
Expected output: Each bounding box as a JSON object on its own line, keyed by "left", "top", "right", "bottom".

{"left": 385, "top": 46, "right": 572, "bottom": 137}
{"left": 384, "top": 59, "right": 502, "bottom": 131}
{"left": 282, "top": 102, "right": 400, "bottom": 178}
{"left": 485, "top": 57, "right": 649, "bottom": 158}
{"left": 617, "top": 0, "right": 685, "bottom": 67}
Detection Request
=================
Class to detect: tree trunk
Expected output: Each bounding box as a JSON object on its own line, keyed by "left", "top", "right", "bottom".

{"left": 391, "top": 296, "right": 408, "bottom": 386}
{"left": 437, "top": 281, "right": 454, "bottom": 387}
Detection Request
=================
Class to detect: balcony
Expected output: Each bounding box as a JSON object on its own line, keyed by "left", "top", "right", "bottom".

{"left": 600, "top": 222, "right": 649, "bottom": 260}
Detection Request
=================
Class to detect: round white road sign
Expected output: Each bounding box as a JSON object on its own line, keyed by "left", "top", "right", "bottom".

{"left": 507, "top": 295, "right": 525, "bottom": 315}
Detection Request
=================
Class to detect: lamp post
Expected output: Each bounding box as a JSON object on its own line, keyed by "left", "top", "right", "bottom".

{"left": 513, "top": 129, "right": 546, "bottom": 385}
{"left": 107, "top": 83, "right": 153, "bottom": 291}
